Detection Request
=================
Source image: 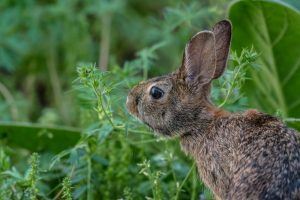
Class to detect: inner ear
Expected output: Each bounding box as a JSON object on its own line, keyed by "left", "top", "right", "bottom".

{"left": 179, "top": 31, "right": 216, "bottom": 86}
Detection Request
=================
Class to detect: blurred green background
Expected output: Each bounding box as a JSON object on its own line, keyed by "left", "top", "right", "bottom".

{"left": 0, "top": 0, "right": 227, "bottom": 124}
{"left": 0, "top": 0, "right": 300, "bottom": 199}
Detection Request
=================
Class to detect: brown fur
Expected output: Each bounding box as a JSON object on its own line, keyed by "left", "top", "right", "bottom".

{"left": 126, "top": 20, "right": 300, "bottom": 199}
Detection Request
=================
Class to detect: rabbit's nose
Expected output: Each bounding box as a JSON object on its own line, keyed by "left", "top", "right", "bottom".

{"left": 126, "top": 92, "right": 136, "bottom": 114}
{"left": 126, "top": 94, "right": 139, "bottom": 107}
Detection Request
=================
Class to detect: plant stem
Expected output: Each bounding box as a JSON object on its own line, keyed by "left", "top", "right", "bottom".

{"left": 218, "top": 63, "right": 245, "bottom": 108}
{"left": 0, "top": 81, "right": 18, "bottom": 120}
{"left": 174, "top": 162, "right": 196, "bottom": 200}
{"left": 87, "top": 154, "right": 92, "bottom": 200}
{"left": 114, "top": 126, "right": 153, "bottom": 135}
{"left": 92, "top": 85, "right": 114, "bottom": 127}
{"left": 47, "top": 45, "right": 70, "bottom": 124}
{"left": 128, "top": 138, "right": 165, "bottom": 145}
{"left": 53, "top": 166, "right": 75, "bottom": 200}
{"left": 191, "top": 167, "right": 197, "bottom": 200}
{"left": 99, "top": 14, "right": 112, "bottom": 71}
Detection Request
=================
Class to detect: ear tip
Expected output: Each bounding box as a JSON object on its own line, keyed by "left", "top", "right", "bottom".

{"left": 189, "top": 30, "right": 214, "bottom": 42}
{"left": 192, "top": 30, "right": 214, "bottom": 36}
{"left": 213, "top": 19, "right": 232, "bottom": 32}
{"left": 185, "top": 31, "right": 214, "bottom": 54}
{"left": 218, "top": 19, "right": 232, "bottom": 26}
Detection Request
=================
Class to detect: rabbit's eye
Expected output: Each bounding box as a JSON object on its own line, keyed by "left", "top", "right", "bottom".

{"left": 150, "top": 86, "right": 164, "bottom": 99}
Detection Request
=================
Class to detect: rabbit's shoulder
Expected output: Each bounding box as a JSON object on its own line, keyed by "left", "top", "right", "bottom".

{"left": 228, "top": 109, "right": 299, "bottom": 147}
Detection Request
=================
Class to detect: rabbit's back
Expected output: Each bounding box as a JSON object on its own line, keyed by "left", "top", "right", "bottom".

{"left": 228, "top": 111, "right": 300, "bottom": 199}
{"left": 180, "top": 110, "right": 300, "bottom": 199}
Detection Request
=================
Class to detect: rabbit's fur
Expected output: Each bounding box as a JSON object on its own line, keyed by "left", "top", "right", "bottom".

{"left": 126, "top": 20, "right": 300, "bottom": 199}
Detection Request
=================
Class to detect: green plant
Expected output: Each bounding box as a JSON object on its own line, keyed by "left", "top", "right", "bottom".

{"left": 62, "top": 176, "right": 73, "bottom": 200}
{"left": 138, "top": 160, "right": 163, "bottom": 199}
{"left": 229, "top": 0, "right": 300, "bottom": 127}
{"left": 213, "top": 47, "right": 259, "bottom": 110}
{"left": 25, "top": 153, "right": 39, "bottom": 200}
{"left": 0, "top": 152, "right": 41, "bottom": 199}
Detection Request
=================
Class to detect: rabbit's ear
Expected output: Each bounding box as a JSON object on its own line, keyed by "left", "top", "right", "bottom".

{"left": 211, "top": 20, "right": 231, "bottom": 79}
{"left": 179, "top": 31, "right": 216, "bottom": 86}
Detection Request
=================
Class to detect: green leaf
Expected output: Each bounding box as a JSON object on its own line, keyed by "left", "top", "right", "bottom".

{"left": 97, "top": 124, "right": 113, "bottom": 142}
{"left": 229, "top": 0, "right": 300, "bottom": 123}
{"left": 0, "top": 122, "right": 81, "bottom": 153}
{"left": 283, "top": 0, "right": 300, "bottom": 10}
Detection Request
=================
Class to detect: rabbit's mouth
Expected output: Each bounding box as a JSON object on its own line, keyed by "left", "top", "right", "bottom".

{"left": 140, "top": 115, "right": 173, "bottom": 137}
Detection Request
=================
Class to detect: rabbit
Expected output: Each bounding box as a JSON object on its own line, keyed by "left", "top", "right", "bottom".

{"left": 126, "top": 20, "right": 300, "bottom": 200}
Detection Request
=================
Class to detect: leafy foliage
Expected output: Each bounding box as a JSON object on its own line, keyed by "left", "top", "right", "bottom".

{"left": 229, "top": 0, "right": 300, "bottom": 128}
{"left": 213, "top": 47, "right": 259, "bottom": 110}
{"left": 230, "top": 1, "right": 300, "bottom": 117}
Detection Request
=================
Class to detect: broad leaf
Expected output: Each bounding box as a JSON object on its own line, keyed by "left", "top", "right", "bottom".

{"left": 0, "top": 122, "right": 81, "bottom": 152}
{"left": 229, "top": 0, "right": 300, "bottom": 128}
{"left": 283, "top": 0, "right": 300, "bottom": 10}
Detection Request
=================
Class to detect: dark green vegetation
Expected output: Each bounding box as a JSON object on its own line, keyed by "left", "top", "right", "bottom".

{"left": 0, "top": 0, "right": 299, "bottom": 199}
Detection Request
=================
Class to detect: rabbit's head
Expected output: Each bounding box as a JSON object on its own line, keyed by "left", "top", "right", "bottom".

{"left": 126, "top": 20, "right": 232, "bottom": 137}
